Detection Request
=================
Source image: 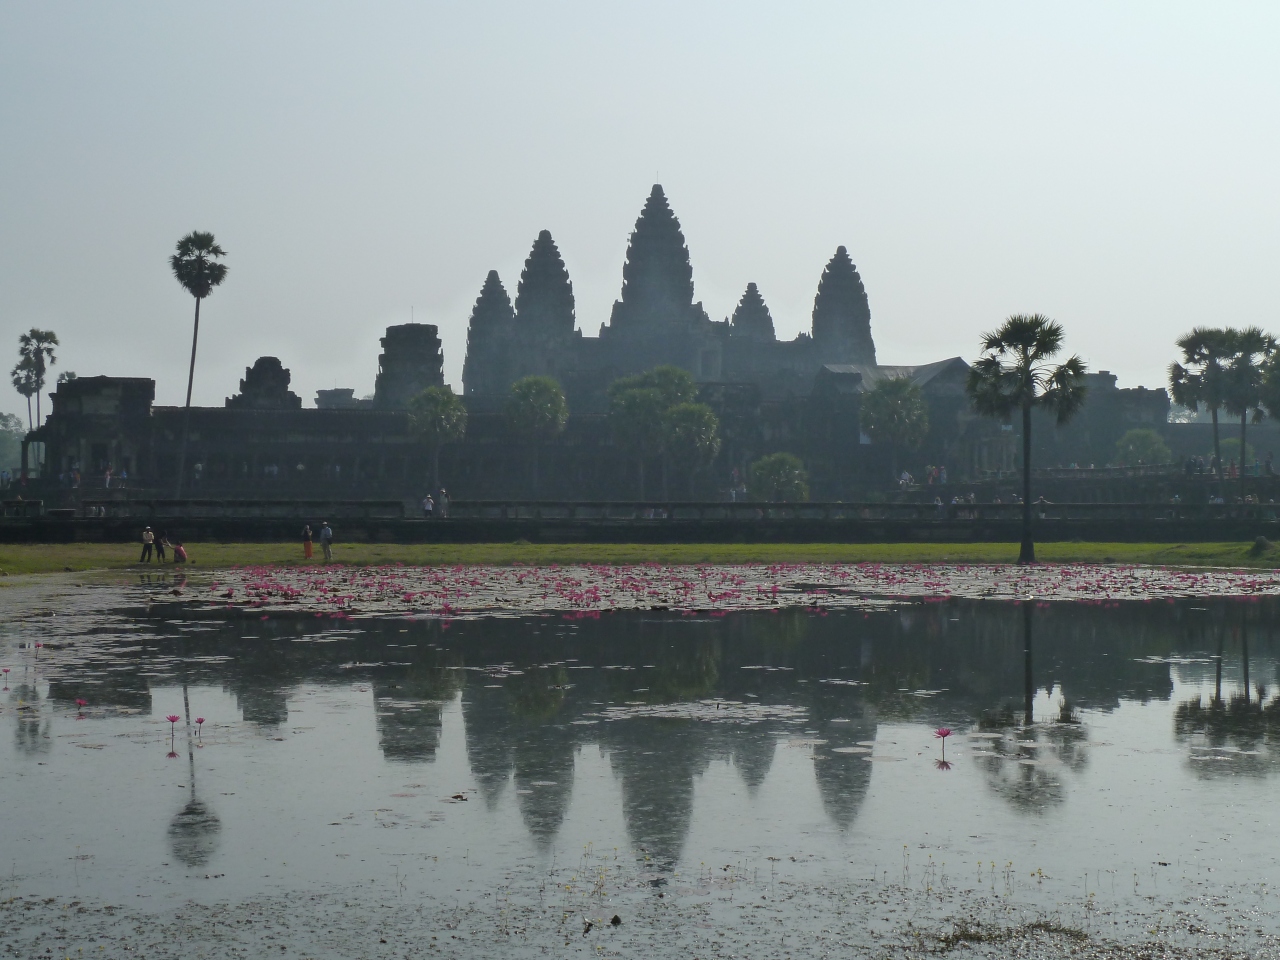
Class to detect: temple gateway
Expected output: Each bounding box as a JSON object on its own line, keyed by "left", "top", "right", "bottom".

{"left": 26, "top": 186, "right": 1171, "bottom": 501}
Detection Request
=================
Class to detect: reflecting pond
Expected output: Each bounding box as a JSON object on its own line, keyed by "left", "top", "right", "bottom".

{"left": 3, "top": 578, "right": 1280, "bottom": 955}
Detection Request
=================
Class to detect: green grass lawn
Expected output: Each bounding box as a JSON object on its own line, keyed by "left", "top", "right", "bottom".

{"left": 0, "top": 540, "right": 1276, "bottom": 576}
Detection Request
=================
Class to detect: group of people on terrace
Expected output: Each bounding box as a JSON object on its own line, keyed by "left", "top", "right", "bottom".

{"left": 1185, "top": 453, "right": 1274, "bottom": 478}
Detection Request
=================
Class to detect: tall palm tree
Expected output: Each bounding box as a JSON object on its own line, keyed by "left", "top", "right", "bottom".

{"left": 1222, "top": 326, "right": 1276, "bottom": 496}
{"left": 170, "top": 231, "right": 228, "bottom": 496}
{"left": 10, "top": 357, "right": 36, "bottom": 431}
{"left": 17, "top": 329, "right": 59, "bottom": 425}
{"left": 967, "top": 314, "right": 1087, "bottom": 564}
{"left": 1169, "top": 327, "right": 1233, "bottom": 475}
{"left": 408, "top": 386, "right": 468, "bottom": 488}
{"left": 607, "top": 366, "right": 696, "bottom": 499}
{"left": 608, "top": 387, "right": 666, "bottom": 499}
{"left": 859, "top": 375, "right": 930, "bottom": 482}
{"left": 662, "top": 402, "right": 721, "bottom": 498}
{"left": 504, "top": 375, "right": 568, "bottom": 497}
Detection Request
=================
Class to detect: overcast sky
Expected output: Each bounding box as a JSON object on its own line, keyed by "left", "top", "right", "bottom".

{"left": 2, "top": 2, "right": 1278, "bottom": 417}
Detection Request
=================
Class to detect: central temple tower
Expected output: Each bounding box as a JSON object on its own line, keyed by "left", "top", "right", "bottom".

{"left": 606, "top": 184, "right": 707, "bottom": 334}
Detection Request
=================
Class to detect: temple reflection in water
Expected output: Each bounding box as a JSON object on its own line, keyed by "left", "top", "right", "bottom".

{"left": 25, "top": 593, "right": 1280, "bottom": 866}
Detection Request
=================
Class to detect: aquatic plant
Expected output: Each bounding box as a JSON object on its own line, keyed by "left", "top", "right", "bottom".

{"left": 935, "top": 727, "right": 952, "bottom": 762}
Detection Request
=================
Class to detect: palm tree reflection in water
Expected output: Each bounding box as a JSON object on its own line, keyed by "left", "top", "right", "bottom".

{"left": 168, "top": 684, "right": 221, "bottom": 868}
{"left": 1176, "top": 607, "right": 1280, "bottom": 779}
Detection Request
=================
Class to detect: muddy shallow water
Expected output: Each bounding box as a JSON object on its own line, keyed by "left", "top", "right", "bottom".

{"left": 2, "top": 570, "right": 1280, "bottom": 958}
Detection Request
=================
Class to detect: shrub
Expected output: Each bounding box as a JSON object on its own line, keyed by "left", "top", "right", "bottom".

{"left": 1114, "top": 428, "right": 1170, "bottom": 466}
{"left": 748, "top": 452, "right": 809, "bottom": 502}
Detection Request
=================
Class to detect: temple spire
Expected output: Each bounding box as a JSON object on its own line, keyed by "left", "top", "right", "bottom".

{"left": 515, "top": 230, "right": 575, "bottom": 334}
{"left": 729, "top": 283, "right": 776, "bottom": 341}
{"left": 462, "top": 269, "right": 515, "bottom": 396}
{"left": 811, "top": 246, "right": 875, "bottom": 364}
{"left": 468, "top": 270, "right": 514, "bottom": 330}
{"left": 608, "top": 184, "right": 696, "bottom": 332}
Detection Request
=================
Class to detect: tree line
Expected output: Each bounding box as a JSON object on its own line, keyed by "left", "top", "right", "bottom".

{"left": 406, "top": 366, "right": 806, "bottom": 502}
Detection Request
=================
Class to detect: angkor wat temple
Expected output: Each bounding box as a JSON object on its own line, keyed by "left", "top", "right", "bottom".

{"left": 24, "top": 185, "right": 1177, "bottom": 501}
{"left": 463, "top": 185, "right": 880, "bottom": 410}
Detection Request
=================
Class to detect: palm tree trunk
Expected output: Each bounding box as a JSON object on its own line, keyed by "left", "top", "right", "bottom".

{"left": 661, "top": 456, "right": 669, "bottom": 500}
{"left": 1022, "top": 598, "right": 1034, "bottom": 724}
{"left": 1240, "top": 411, "right": 1248, "bottom": 500}
{"left": 638, "top": 458, "right": 645, "bottom": 501}
{"left": 1211, "top": 407, "right": 1221, "bottom": 475}
{"left": 890, "top": 446, "right": 898, "bottom": 485}
{"left": 1214, "top": 624, "right": 1224, "bottom": 706}
{"left": 1241, "top": 619, "right": 1250, "bottom": 703}
{"left": 531, "top": 444, "right": 540, "bottom": 498}
{"left": 431, "top": 444, "right": 440, "bottom": 489}
{"left": 174, "top": 296, "right": 201, "bottom": 497}
{"left": 24, "top": 395, "right": 31, "bottom": 432}
{"left": 1019, "top": 401, "right": 1035, "bottom": 564}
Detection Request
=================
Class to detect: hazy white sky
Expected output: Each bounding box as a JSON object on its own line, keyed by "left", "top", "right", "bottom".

{"left": 3, "top": 2, "right": 1279, "bottom": 417}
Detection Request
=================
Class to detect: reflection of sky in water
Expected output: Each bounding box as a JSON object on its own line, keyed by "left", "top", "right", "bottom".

{"left": 2, "top": 595, "right": 1279, "bottom": 917}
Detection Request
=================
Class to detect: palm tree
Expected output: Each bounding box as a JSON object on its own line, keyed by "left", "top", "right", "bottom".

{"left": 1169, "top": 327, "right": 1233, "bottom": 475}
{"left": 16, "top": 329, "right": 59, "bottom": 425}
{"left": 1222, "top": 327, "right": 1276, "bottom": 495}
{"left": 662, "top": 402, "right": 721, "bottom": 498}
{"left": 859, "top": 375, "right": 929, "bottom": 483}
{"left": 607, "top": 366, "right": 697, "bottom": 499}
{"left": 608, "top": 387, "right": 666, "bottom": 499}
{"left": 1259, "top": 350, "right": 1280, "bottom": 446}
{"left": 170, "top": 231, "right": 228, "bottom": 496}
{"left": 967, "top": 314, "right": 1087, "bottom": 564}
{"left": 10, "top": 357, "right": 36, "bottom": 430}
{"left": 504, "top": 376, "right": 568, "bottom": 497}
{"left": 408, "top": 386, "right": 468, "bottom": 488}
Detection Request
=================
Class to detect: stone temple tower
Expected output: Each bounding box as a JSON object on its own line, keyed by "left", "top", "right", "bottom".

{"left": 462, "top": 270, "right": 517, "bottom": 396}
{"left": 606, "top": 184, "right": 706, "bottom": 334}
{"left": 811, "top": 246, "right": 875, "bottom": 365}
{"left": 373, "top": 323, "right": 445, "bottom": 409}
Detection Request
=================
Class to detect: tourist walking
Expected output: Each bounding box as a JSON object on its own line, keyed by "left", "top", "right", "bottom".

{"left": 302, "top": 524, "right": 313, "bottom": 560}
{"left": 319, "top": 521, "right": 333, "bottom": 561}
{"left": 139, "top": 527, "right": 154, "bottom": 563}
{"left": 436, "top": 488, "right": 450, "bottom": 518}
{"left": 422, "top": 495, "right": 434, "bottom": 518}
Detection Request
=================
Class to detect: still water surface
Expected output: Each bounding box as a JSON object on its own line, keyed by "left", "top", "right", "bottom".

{"left": 2, "top": 582, "right": 1279, "bottom": 949}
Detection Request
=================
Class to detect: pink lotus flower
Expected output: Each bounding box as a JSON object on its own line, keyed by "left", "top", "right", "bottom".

{"left": 196, "top": 717, "right": 205, "bottom": 739}
{"left": 167, "top": 750, "right": 178, "bottom": 759}
{"left": 934, "top": 727, "right": 953, "bottom": 762}
{"left": 934, "top": 759, "right": 953, "bottom": 771}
